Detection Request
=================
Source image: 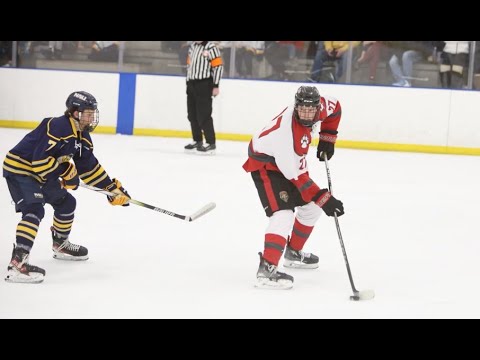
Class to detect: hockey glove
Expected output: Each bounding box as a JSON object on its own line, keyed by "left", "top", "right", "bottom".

{"left": 315, "top": 190, "right": 344, "bottom": 217}
{"left": 105, "top": 178, "right": 131, "bottom": 206}
{"left": 317, "top": 130, "right": 338, "bottom": 161}
{"left": 60, "top": 162, "right": 79, "bottom": 190}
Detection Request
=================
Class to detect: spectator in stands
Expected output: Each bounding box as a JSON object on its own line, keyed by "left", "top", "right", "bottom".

{"left": 41, "top": 41, "right": 63, "bottom": 60}
{"left": 355, "top": 41, "right": 383, "bottom": 81}
{"left": 88, "top": 41, "right": 119, "bottom": 62}
{"left": 177, "top": 41, "right": 191, "bottom": 75}
{"left": 0, "top": 41, "right": 36, "bottom": 67}
{"left": 235, "top": 41, "right": 265, "bottom": 78}
{"left": 437, "top": 41, "right": 470, "bottom": 89}
{"left": 75, "top": 41, "right": 93, "bottom": 50}
{"left": 0, "top": 41, "right": 12, "bottom": 67}
{"left": 474, "top": 41, "right": 480, "bottom": 90}
{"left": 18, "top": 41, "right": 32, "bottom": 58}
{"left": 387, "top": 41, "right": 434, "bottom": 87}
{"left": 309, "top": 41, "right": 360, "bottom": 83}
{"left": 218, "top": 41, "right": 233, "bottom": 76}
{"left": 265, "top": 41, "right": 303, "bottom": 80}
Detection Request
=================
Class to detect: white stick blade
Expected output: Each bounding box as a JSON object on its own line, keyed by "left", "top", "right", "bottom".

{"left": 350, "top": 289, "right": 375, "bottom": 301}
{"left": 188, "top": 202, "right": 216, "bottom": 221}
{"left": 358, "top": 290, "right": 375, "bottom": 300}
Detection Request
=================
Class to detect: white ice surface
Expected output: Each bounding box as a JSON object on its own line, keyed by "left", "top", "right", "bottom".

{"left": 1, "top": 128, "right": 479, "bottom": 318}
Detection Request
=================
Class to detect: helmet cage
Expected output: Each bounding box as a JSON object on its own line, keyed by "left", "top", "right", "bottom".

{"left": 294, "top": 86, "right": 321, "bottom": 127}
{"left": 78, "top": 109, "right": 100, "bottom": 132}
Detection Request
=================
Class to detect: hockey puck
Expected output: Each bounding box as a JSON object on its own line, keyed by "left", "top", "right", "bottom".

{"left": 350, "top": 296, "right": 360, "bottom": 301}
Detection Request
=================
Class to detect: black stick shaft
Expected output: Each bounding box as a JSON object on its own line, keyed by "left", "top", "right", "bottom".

{"left": 80, "top": 182, "right": 190, "bottom": 221}
{"left": 129, "top": 199, "right": 189, "bottom": 220}
{"left": 323, "top": 155, "right": 359, "bottom": 295}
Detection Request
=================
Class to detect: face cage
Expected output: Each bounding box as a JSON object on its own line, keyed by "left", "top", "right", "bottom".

{"left": 78, "top": 109, "right": 100, "bottom": 132}
{"left": 294, "top": 106, "right": 319, "bottom": 128}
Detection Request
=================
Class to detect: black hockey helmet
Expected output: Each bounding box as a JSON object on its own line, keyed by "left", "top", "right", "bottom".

{"left": 66, "top": 91, "right": 98, "bottom": 111}
{"left": 294, "top": 86, "right": 321, "bottom": 127}
{"left": 65, "top": 91, "right": 99, "bottom": 132}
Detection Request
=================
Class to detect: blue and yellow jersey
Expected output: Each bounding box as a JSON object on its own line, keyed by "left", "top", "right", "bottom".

{"left": 3, "top": 115, "right": 113, "bottom": 188}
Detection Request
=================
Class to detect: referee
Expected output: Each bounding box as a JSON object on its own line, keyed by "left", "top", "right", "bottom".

{"left": 184, "top": 41, "right": 224, "bottom": 155}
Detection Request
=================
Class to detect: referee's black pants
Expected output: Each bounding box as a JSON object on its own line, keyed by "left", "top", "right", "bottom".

{"left": 187, "top": 79, "right": 216, "bottom": 145}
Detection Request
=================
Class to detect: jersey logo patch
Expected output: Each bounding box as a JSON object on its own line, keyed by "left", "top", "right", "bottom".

{"left": 279, "top": 191, "right": 289, "bottom": 203}
{"left": 301, "top": 134, "right": 309, "bottom": 148}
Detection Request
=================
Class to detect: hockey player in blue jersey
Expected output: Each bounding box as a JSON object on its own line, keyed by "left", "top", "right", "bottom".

{"left": 2, "top": 91, "right": 131, "bottom": 283}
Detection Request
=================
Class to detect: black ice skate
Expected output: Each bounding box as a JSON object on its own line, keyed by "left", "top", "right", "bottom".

{"left": 255, "top": 252, "right": 293, "bottom": 290}
{"left": 51, "top": 227, "right": 89, "bottom": 261}
{"left": 196, "top": 143, "right": 216, "bottom": 155}
{"left": 283, "top": 245, "right": 319, "bottom": 269}
{"left": 184, "top": 141, "right": 203, "bottom": 153}
{"left": 5, "top": 245, "right": 45, "bottom": 284}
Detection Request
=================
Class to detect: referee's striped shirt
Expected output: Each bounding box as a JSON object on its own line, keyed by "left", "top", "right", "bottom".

{"left": 186, "top": 41, "right": 224, "bottom": 87}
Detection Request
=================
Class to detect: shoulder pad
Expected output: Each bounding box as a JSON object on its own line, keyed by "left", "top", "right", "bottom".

{"left": 47, "top": 115, "right": 77, "bottom": 141}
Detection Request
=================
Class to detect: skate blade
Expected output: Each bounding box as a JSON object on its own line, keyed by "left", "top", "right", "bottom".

{"left": 196, "top": 150, "right": 216, "bottom": 155}
{"left": 184, "top": 149, "right": 198, "bottom": 154}
{"left": 283, "top": 260, "right": 319, "bottom": 269}
{"left": 255, "top": 277, "right": 293, "bottom": 290}
{"left": 53, "top": 253, "right": 89, "bottom": 261}
{"left": 5, "top": 271, "right": 44, "bottom": 284}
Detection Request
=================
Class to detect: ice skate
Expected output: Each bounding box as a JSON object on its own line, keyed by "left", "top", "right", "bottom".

{"left": 52, "top": 227, "right": 88, "bottom": 261}
{"left": 255, "top": 252, "right": 293, "bottom": 289}
{"left": 283, "top": 245, "right": 319, "bottom": 269}
{"left": 5, "top": 245, "right": 45, "bottom": 284}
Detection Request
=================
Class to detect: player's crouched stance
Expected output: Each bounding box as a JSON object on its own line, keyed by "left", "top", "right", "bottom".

{"left": 243, "top": 86, "right": 344, "bottom": 289}
{"left": 3, "top": 91, "right": 130, "bottom": 284}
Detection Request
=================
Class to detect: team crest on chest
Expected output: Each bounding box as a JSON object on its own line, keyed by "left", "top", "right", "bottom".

{"left": 279, "top": 191, "right": 289, "bottom": 203}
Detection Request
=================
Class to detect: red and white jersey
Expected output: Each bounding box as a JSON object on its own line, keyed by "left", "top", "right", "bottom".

{"left": 243, "top": 95, "right": 341, "bottom": 181}
{"left": 243, "top": 106, "right": 310, "bottom": 180}
{"left": 317, "top": 94, "right": 341, "bottom": 133}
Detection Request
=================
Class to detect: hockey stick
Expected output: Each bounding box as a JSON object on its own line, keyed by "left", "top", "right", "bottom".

{"left": 323, "top": 154, "right": 375, "bottom": 301}
{"left": 79, "top": 182, "right": 216, "bottom": 222}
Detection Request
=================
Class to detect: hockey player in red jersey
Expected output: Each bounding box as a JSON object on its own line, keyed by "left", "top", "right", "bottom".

{"left": 243, "top": 85, "right": 345, "bottom": 289}
{"left": 2, "top": 91, "right": 131, "bottom": 284}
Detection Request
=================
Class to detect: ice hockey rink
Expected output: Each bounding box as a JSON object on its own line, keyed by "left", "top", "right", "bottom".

{"left": 0, "top": 128, "right": 479, "bottom": 319}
